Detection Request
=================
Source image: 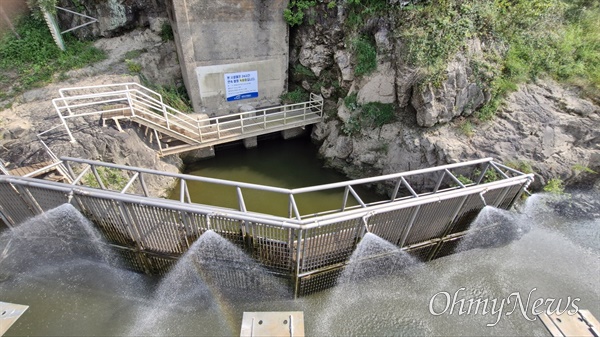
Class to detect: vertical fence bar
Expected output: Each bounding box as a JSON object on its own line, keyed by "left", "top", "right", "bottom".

{"left": 294, "top": 228, "right": 304, "bottom": 299}
{"left": 138, "top": 173, "right": 149, "bottom": 197}
{"left": 398, "top": 205, "right": 421, "bottom": 247}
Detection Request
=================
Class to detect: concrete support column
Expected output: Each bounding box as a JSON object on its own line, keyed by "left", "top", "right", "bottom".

{"left": 282, "top": 127, "right": 306, "bottom": 140}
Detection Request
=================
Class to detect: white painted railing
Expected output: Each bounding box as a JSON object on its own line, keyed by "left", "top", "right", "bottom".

{"left": 53, "top": 83, "right": 324, "bottom": 154}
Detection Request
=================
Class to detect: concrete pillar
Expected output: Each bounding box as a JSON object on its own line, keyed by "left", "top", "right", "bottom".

{"left": 167, "top": 0, "right": 289, "bottom": 116}
{"left": 181, "top": 146, "right": 215, "bottom": 163}
{"left": 243, "top": 137, "right": 258, "bottom": 149}
{"left": 282, "top": 127, "right": 306, "bottom": 140}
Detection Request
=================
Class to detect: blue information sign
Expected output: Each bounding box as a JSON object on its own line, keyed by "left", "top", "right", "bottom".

{"left": 224, "top": 71, "right": 258, "bottom": 102}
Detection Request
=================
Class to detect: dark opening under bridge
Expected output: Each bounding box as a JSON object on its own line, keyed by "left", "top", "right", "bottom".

{"left": 0, "top": 157, "right": 533, "bottom": 297}
{"left": 52, "top": 83, "right": 324, "bottom": 156}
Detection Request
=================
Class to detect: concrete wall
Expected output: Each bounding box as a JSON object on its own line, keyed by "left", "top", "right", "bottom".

{"left": 167, "top": 0, "right": 289, "bottom": 116}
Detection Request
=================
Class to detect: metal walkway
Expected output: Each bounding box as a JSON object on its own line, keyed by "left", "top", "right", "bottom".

{"left": 0, "top": 157, "right": 533, "bottom": 297}
{"left": 52, "top": 83, "right": 324, "bottom": 156}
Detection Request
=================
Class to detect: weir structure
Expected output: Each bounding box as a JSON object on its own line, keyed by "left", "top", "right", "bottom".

{"left": 0, "top": 157, "right": 532, "bottom": 297}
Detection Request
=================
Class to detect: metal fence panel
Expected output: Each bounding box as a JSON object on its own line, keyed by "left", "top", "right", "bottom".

{"left": 299, "top": 218, "right": 361, "bottom": 273}
{"left": 298, "top": 267, "right": 344, "bottom": 297}
{"left": 0, "top": 183, "right": 37, "bottom": 226}
{"left": 405, "top": 242, "right": 437, "bottom": 262}
{"left": 498, "top": 184, "right": 524, "bottom": 209}
{"left": 23, "top": 186, "right": 69, "bottom": 212}
{"left": 367, "top": 207, "right": 415, "bottom": 246}
{"left": 75, "top": 195, "right": 137, "bottom": 247}
{"left": 404, "top": 197, "right": 466, "bottom": 246}
{"left": 124, "top": 204, "right": 188, "bottom": 254}
{"left": 250, "top": 223, "right": 293, "bottom": 272}
{"left": 447, "top": 194, "right": 485, "bottom": 235}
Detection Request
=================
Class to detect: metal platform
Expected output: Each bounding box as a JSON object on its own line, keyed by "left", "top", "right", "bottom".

{"left": 0, "top": 302, "right": 29, "bottom": 336}
{"left": 240, "top": 312, "right": 304, "bottom": 337}
{"left": 539, "top": 310, "right": 600, "bottom": 337}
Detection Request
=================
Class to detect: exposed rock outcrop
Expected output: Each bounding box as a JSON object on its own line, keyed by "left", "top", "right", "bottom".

{"left": 56, "top": 0, "right": 166, "bottom": 38}
{"left": 314, "top": 80, "right": 600, "bottom": 192}
{"left": 410, "top": 55, "right": 489, "bottom": 127}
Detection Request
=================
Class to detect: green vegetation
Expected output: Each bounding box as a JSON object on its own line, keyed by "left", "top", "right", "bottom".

{"left": 139, "top": 75, "right": 192, "bottom": 113}
{"left": 284, "top": 0, "right": 316, "bottom": 26}
{"left": 123, "top": 49, "right": 146, "bottom": 60}
{"left": 0, "top": 16, "right": 106, "bottom": 101}
{"left": 396, "top": 0, "right": 600, "bottom": 119}
{"left": 293, "top": 64, "right": 316, "bottom": 79}
{"left": 160, "top": 22, "right": 174, "bottom": 42}
{"left": 543, "top": 178, "right": 565, "bottom": 194}
{"left": 352, "top": 35, "right": 378, "bottom": 77}
{"left": 125, "top": 59, "right": 142, "bottom": 74}
{"left": 280, "top": 88, "right": 309, "bottom": 104}
{"left": 456, "top": 174, "right": 474, "bottom": 185}
{"left": 345, "top": 0, "right": 388, "bottom": 30}
{"left": 82, "top": 166, "right": 129, "bottom": 190}
{"left": 459, "top": 120, "right": 475, "bottom": 137}
{"left": 572, "top": 164, "right": 597, "bottom": 174}
{"left": 361, "top": 102, "right": 395, "bottom": 127}
{"left": 341, "top": 93, "right": 395, "bottom": 135}
{"left": 505, "top": 160, "right": 534, "bottom": 174}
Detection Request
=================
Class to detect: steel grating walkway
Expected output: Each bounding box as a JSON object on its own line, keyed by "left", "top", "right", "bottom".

{"left": 0, "top": 157, "right": 533, "bottom": 297}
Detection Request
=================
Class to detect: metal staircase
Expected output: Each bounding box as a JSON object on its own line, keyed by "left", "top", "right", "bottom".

{"left": 52, "top": 83, "right": 324, "bottom": 156}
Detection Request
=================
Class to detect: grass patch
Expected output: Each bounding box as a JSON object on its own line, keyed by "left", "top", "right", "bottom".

{"left": 362, "top": 102, "right": 395, "bottom": 127}
{"left": 459, "top": 120, "right": 475, "bottom": 137}
{"left": 293, "top": 64, "right": 316, "bottom": 79}
{"left": 0, "top": 15, "right": 106, "bottom": 100}
{"left": 572, "top": 164, "right": 597, "bottom": 174}
{"left": 123, "top": 49, "right": 146, "bottom": 60}
{"left": 160, "top": 22, "right": 174, "bottom": 42}
{"left": 139, "top": 75, "right": 193, "bottom": 113}
{"left": 341, "top": 93, "right": 395, "bottom": 135}
{"left": 505, "top": 160, "right": 534, "bottom": 174}
{"left": 82, "top": 166, "right": 129, "bottom": 190}
{"left": 543, "top": 178, "right": 565, "bottom": 194}
{"left": 284, "top": 0, "right": 317, "bottom": 26}
{"left": 352, "top": 35, "right": 377, "bottom": 77}
{"left": 280, "top": 88, "right": 309, "bottom": 104}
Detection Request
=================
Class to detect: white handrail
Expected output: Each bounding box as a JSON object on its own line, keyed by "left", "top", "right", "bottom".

{"left": 53, "top": 83, "right": 324, "bottom": 149}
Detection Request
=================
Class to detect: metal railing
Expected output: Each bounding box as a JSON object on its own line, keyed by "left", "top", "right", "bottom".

{"left": 52, "top": 83, "right": 324, "bottom": 155}
{"left": 0, "top": 157, "right": 533, "bottom": 296}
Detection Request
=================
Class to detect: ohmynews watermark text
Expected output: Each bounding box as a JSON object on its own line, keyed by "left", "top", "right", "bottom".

{"left": 429, "top": 288, "right": 581, "bottom": 327}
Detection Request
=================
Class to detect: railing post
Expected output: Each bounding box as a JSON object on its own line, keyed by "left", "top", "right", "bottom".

{"left": 197, "top": 119, "right": 203, "bottom": 142}
{"left": 303, "top": 102, "right": 307, "bottom": 121}
{"left": 240, "top": 114, "right": 245, "bottom": 133}
{"left": 217, "top": 121, "right": 221, "bottom": 139}
{"left": 284, "top": 108, "right": 287, "bottom": 125}
{"left": 263, "top": 112, "right": 267, "bottom": 129}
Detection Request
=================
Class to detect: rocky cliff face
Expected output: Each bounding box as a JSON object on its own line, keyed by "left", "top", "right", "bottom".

{"left": 291, "top": 4, "right": 600, "bottom": 191}
{"left": 55, "top": 0, "right": 166, "bottom": 38}
{"left": 314, "top": 80, "right": 599, "bottom": 192}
